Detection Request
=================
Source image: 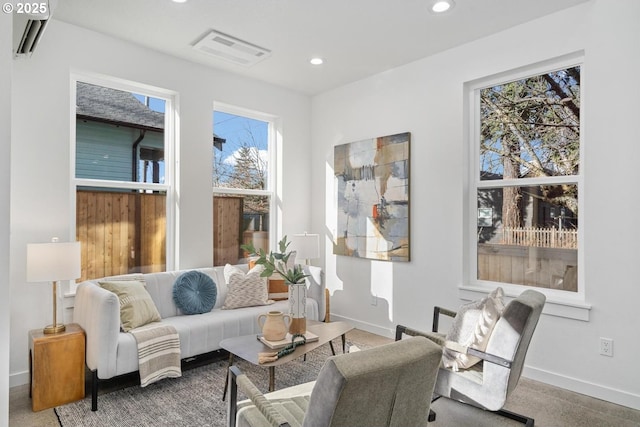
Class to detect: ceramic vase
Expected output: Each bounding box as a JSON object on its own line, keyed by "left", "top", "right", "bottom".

{"left": 257, "top": 310, "right": 290, "bottom": 341}
{"left": 288, "top": 282, "right": 307, "bottom": 334}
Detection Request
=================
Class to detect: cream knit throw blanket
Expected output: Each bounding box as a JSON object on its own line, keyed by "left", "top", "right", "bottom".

{"left": 129, "top": 322, "right": 182, "bottom": 387}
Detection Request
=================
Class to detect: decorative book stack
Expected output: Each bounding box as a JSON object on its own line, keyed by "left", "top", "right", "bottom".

{"left": 259, "top": 331, "right": 319, "bottom": 349}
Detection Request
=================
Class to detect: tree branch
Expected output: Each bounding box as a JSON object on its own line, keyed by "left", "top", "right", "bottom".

{"left": 543, "top": 74, "right": 580, "bottom": 119}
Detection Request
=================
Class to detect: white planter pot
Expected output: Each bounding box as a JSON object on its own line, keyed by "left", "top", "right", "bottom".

{"left": 288, "top": 282, "right": 307, "bottom": 334}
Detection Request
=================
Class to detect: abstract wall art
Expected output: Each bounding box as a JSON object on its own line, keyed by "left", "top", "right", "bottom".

{"left": 333, "top": 132, "right": 410, "bottom": 261}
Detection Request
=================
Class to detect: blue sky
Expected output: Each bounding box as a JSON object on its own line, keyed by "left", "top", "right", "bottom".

{"left": 131, "top": 94, "right": 269, "bottom": 180}
{"left": 213, "top": 111, "right": 268, "bottom": 167}
{"left": 133, "top": 93, "right": 165, "bottom": 113}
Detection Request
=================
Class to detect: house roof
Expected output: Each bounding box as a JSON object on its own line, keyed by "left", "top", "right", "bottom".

{"left": 76, "top": 82, "right": 226, "bottom": 147}
{"left": 76, "top": 81, "right": 165, "bottom": 130}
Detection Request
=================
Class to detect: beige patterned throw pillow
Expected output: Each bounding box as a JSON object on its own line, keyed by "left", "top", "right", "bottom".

{"left": 442, "top": 287, "right": 505, "bottom": 371}
{"left": 99, "top": 280, "right": 161, "bottom": 332}
{"left": 222, "top": 264, "right": 273, "bottom": 309}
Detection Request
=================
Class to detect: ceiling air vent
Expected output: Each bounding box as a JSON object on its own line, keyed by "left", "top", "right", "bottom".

{"left": 192, "top": 30, "right": 271, "bottom": 67}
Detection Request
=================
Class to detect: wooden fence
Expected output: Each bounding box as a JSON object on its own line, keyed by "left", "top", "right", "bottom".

{"left": 213, "top": 196, "right": 242, "bottom": 266}
{"left": 76, "top": 190, "right": 245, "bottom": 282}
{"left": 478, "top": 244, "right": 577, "bottom": 292}
{"left": 501, "top": 226, "right": 577, "bottom": 249}
{"left": 76, "top": 190, "right": 166, "bottom": 282}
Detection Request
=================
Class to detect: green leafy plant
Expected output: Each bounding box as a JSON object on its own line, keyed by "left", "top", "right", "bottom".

{"left": 241, "top": 235, "right": 308, "bottom": 284}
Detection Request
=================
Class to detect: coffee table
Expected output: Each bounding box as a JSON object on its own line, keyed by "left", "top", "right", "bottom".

{"left": 220, "top": 320, "right": 353, "bottom": 400}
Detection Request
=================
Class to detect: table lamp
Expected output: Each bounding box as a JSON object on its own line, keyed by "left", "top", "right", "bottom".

{"left": 289, "top": 233, "right": 320, "bottom": 265}
{"left": 26, "top": 238, "right": 81, "bottom": 334}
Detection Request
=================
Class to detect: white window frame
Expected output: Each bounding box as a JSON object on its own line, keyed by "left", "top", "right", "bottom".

{"left": 462, "top": 53, "right": 591, "bottom": 321}
{"left": 212, "top": 102, "right": 279, "bottom": 254}
{"left": 70, "top": 72, "right": 179, "bottom": 279}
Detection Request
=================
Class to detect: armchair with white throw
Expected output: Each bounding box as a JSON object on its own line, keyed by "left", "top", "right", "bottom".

{"left": 396, "top": 289, "right": 546, "bottom": 426}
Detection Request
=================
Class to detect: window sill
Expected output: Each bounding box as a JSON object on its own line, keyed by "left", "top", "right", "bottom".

{"left": 458, "top": 285, "right": 591, "bottom": 321}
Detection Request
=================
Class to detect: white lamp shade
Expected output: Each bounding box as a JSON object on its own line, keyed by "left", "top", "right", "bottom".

{"left": 26, "top": 241, "right": 81, "bottom": 282}
{"left": 290, "top": 234, "right": 320, "bottom": 261}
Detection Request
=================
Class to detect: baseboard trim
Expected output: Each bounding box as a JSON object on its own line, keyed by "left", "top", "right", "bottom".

{"left": 523, "top": 366, "right": 640, "bottom": 411}
{"left": 329, "top": 313, "right": 395, "bottom": 339}
{"left": 10, "top": 370, "right": 29, "bottom": 388}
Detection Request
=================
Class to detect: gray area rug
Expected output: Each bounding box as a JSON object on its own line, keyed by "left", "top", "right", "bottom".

{"left": 55, "top": 343, "right": 339, "bottom": 427}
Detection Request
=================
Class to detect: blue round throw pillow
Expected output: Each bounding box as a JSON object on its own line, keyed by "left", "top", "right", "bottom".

{"left": 173, "top": 271, "right": 217, "bottom": 315}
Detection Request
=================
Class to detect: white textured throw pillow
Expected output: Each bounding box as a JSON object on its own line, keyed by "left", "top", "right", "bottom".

{"left": 222, "top": 264, "right": 272, "bottom": 309}
{"left": 442, "top": 287, "right": 505, "bottom": 371}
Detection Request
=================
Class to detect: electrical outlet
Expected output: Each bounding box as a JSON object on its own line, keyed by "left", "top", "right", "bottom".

{"left": 370, "top": 295, "right": 377, "bottom": 306}
{"left": 600, "top": 338, "right": 613, "bottom": 357}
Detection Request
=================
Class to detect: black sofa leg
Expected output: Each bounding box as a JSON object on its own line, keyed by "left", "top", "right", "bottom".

{"left": 91, "top": 370, "right": 98, "bottom": 411}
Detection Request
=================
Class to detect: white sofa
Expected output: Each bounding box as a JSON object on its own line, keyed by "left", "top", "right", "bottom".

{"left": 73, "top": 264, "right": 326, "bottom": 411}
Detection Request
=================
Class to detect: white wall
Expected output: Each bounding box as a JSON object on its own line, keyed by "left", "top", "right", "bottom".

{"left": 9, "top": 0, "right": 640, "bottom": 413}
{"left": 1, "top": 10, "right": 12, "bottom": 427}
{"left": 311, "top": 0, "right": 640, "bottom": 410}
{"left": 9, "top": 20, "right": 311, "bottom": 386}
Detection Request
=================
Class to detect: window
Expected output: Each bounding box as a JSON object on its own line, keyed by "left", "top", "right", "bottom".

{"left": 73, "top": 78, "right": 176, "bottom": 281}
{"left": 469, "top": 60, "right": 581, "bottom": 295}
{"left": 212, "top": 105, "right": 275, "bottom": 266}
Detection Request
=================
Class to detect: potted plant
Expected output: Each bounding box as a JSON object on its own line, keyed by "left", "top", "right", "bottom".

{"left": 241, "top": 235, "right": 308, "bottom": 284}
{"left": 242, "top": 236, "right": 309, "bottom": 334}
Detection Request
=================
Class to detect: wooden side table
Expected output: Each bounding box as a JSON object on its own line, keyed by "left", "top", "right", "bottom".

{"left": 29, "top": 323, "right": 85, "bottom": 411}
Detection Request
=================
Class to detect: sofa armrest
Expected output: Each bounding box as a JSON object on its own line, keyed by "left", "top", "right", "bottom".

{"left": 304, "top": 266, "right": 326, "bottom": 322}
{"left": 73, "top": 282, "right": 121, "bottom": 378}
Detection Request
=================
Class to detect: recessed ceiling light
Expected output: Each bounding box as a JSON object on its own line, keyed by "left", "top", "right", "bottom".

{"left": 172, "top": 0, "right": 187, "bottom": 3}
{"left": 310, "top": 57, "right": 324, "bottom": 65}
{"left": 431, "top": 0, "right": 454, "bottom": 13}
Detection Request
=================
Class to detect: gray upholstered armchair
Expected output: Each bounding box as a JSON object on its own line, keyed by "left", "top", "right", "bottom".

{"left": 227, "top": 336, "right": 442, "bottom": 427}
{"left": 396, "top": 289, "right": 546, "bottom": 427}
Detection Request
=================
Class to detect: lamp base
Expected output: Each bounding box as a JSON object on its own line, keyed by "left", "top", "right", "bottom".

{"left": 43, "top": 324, "right": 66, "bottom": 334}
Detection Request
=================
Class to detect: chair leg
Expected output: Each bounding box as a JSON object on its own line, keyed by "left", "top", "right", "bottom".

{"left": 427, "top": 401, "right": 533, "bottom": 426}
{"left": 496, "top": 408, "right": 534, "bottom": 426}
{"left": 429, "top": 395, "right": 441, "bottom": 423}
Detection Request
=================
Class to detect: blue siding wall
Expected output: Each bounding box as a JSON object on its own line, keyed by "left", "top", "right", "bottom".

{"left": 76, "top": 120, "right": 163, "bottom": 181}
